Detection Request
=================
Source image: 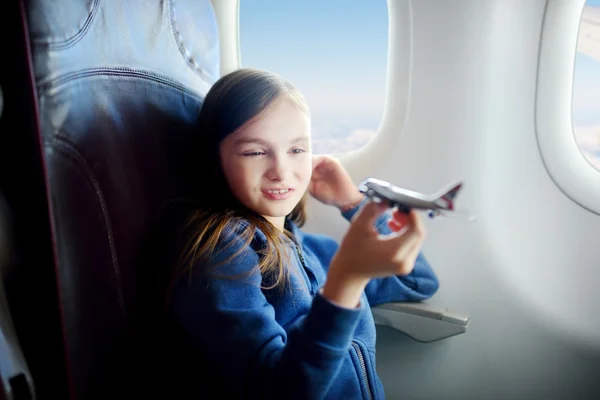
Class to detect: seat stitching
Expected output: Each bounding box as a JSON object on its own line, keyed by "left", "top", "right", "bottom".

{"left": 33, "top": 0, "right": 99, "bottom": 50}
{"left": 48, "top": 135, "right": 126, "bottom": 316}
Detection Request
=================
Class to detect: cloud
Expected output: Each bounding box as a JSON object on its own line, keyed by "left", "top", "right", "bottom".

{"left": 572, "top": 86, "right": 600, "bottom": 112}
{"left": 348, "top": 129, "right": 377, "bottom": 142}
{"left": 574, "top": 126, "right": 600, "bottom": 149}
{"left": 581, "top": 150, "right": 600, "bottom": 170}
{"left": 312, "top": 129, "right": 377, "bottom": 154}
{"left": 574, "top": 126, "right": 600, "bottom": 169}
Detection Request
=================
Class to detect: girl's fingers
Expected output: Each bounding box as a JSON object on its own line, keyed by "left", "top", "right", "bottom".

{"left": 389, "top": 231, "right": 422, "bottom": 272}
{"left": 351, "top": 200, "right": 388, "bottom": 234}
{"left": 409, "top": 209, "right": 426, "bottom": 237}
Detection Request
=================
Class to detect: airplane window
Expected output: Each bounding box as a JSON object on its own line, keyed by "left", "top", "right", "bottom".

{"left": 239, "top": 0, "right": 388, "bottom": 155}
{"left": 572, "top": 0, "right": 600, "bottom": 170}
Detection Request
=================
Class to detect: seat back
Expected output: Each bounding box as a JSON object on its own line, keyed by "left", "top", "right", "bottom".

{"left": 19, "top": 0, "right": 220, "bottom": 397}
{"left": 1, "top": 3, "right": 71, "bottom": 398}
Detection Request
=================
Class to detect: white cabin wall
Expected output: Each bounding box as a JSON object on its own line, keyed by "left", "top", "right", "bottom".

{"left": 302, "top": 0, "right": 600, "bottom": 398}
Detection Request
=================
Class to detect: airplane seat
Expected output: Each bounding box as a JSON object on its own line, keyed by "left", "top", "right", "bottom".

{"left": 9, "top": 0, "right": 220, "bottom": 398}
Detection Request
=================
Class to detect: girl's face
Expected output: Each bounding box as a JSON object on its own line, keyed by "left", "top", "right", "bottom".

{"left": 219, "top": 95, "right": 312, "bottom": 230}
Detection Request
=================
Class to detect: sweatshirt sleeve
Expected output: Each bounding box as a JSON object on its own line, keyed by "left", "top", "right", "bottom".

{"left": 168, "top": 232, "right": 365, "bottom": 399}
{"left": 340, "top": 195, "right": 440, "bottom": 306}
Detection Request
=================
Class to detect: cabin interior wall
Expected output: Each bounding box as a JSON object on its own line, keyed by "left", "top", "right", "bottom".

{"left": 303, "top": 0, "right": 600, "bottom": 398}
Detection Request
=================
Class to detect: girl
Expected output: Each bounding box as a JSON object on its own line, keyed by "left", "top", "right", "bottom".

{"left": 165, "top": 68, "right": 439, "bottom": 399}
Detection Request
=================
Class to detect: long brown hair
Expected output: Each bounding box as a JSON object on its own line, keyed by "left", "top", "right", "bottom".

{"left": 175, "top": 68, "right": 310, "bottom": 293}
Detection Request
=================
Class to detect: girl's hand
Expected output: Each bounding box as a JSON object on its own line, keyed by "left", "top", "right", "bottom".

{"left": 308, "top": 155, "right": 364, "bottom": 210}
{"left": 322, "top": 201, "right": 426, "bottom": 308}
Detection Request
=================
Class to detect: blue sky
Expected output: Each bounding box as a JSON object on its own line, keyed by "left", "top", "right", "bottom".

{"left": 572, "top": 53, "right": 600, "bottom": 126}
{"left": 572, "top": 1, "right": 600, "bottom": 126}
{"left": 566, "top": 0, "right": 600, "bottom": 168}
{"left": 239, "top": 0, "right": 599, "bottom": 121}
{"left": 239, "top": 0, "right": 388, "bottom": 116}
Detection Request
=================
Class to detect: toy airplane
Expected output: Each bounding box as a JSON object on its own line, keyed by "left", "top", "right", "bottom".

{"left": 358, "top": 177, "right": 476, "bottom": 221}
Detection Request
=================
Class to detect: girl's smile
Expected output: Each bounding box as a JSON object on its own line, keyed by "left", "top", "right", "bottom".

{"left": 261, "top": 187, "right": 295, "bottom": 200}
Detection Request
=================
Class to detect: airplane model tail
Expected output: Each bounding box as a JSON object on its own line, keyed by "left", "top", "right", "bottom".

{"left": 434, "top": 182, "right": 463, "bottom": 211}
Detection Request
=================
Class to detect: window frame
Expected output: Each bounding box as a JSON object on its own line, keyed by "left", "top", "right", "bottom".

{"left": 536, "top": 0, "right": 600, "bottom": 215}
{"left": 216, "top": 0, "right": 412, "bottom": 178}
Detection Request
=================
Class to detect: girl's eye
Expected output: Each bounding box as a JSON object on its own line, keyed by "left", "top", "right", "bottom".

{"left": 291, "top": 148, "right": 306, "bottom": 154}
{"left": 243, "top": 151, "right": 265, "bottom": 156}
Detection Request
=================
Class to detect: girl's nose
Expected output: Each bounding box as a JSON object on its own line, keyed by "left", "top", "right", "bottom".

{"left": 267, "top": 157, "right": 289, "bottom": 181}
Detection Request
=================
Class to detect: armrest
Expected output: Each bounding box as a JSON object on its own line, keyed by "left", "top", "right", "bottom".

{"left": 0, "top": 307, "right": 35, "bottom": 400}
{"left": 0, "top": 195, "right": 36, "bottom": 400}
{"left": 371, "top": 302, "right": 470, "bottom": 343}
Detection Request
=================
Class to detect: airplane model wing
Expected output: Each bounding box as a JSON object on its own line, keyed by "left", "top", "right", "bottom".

{"left": 358, "top": 178, "right": 476, "bottom": 221}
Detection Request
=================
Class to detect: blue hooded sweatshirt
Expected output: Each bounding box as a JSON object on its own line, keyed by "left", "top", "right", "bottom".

{"left": 168, "top": 196, "right": 439, "bottom": 399}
